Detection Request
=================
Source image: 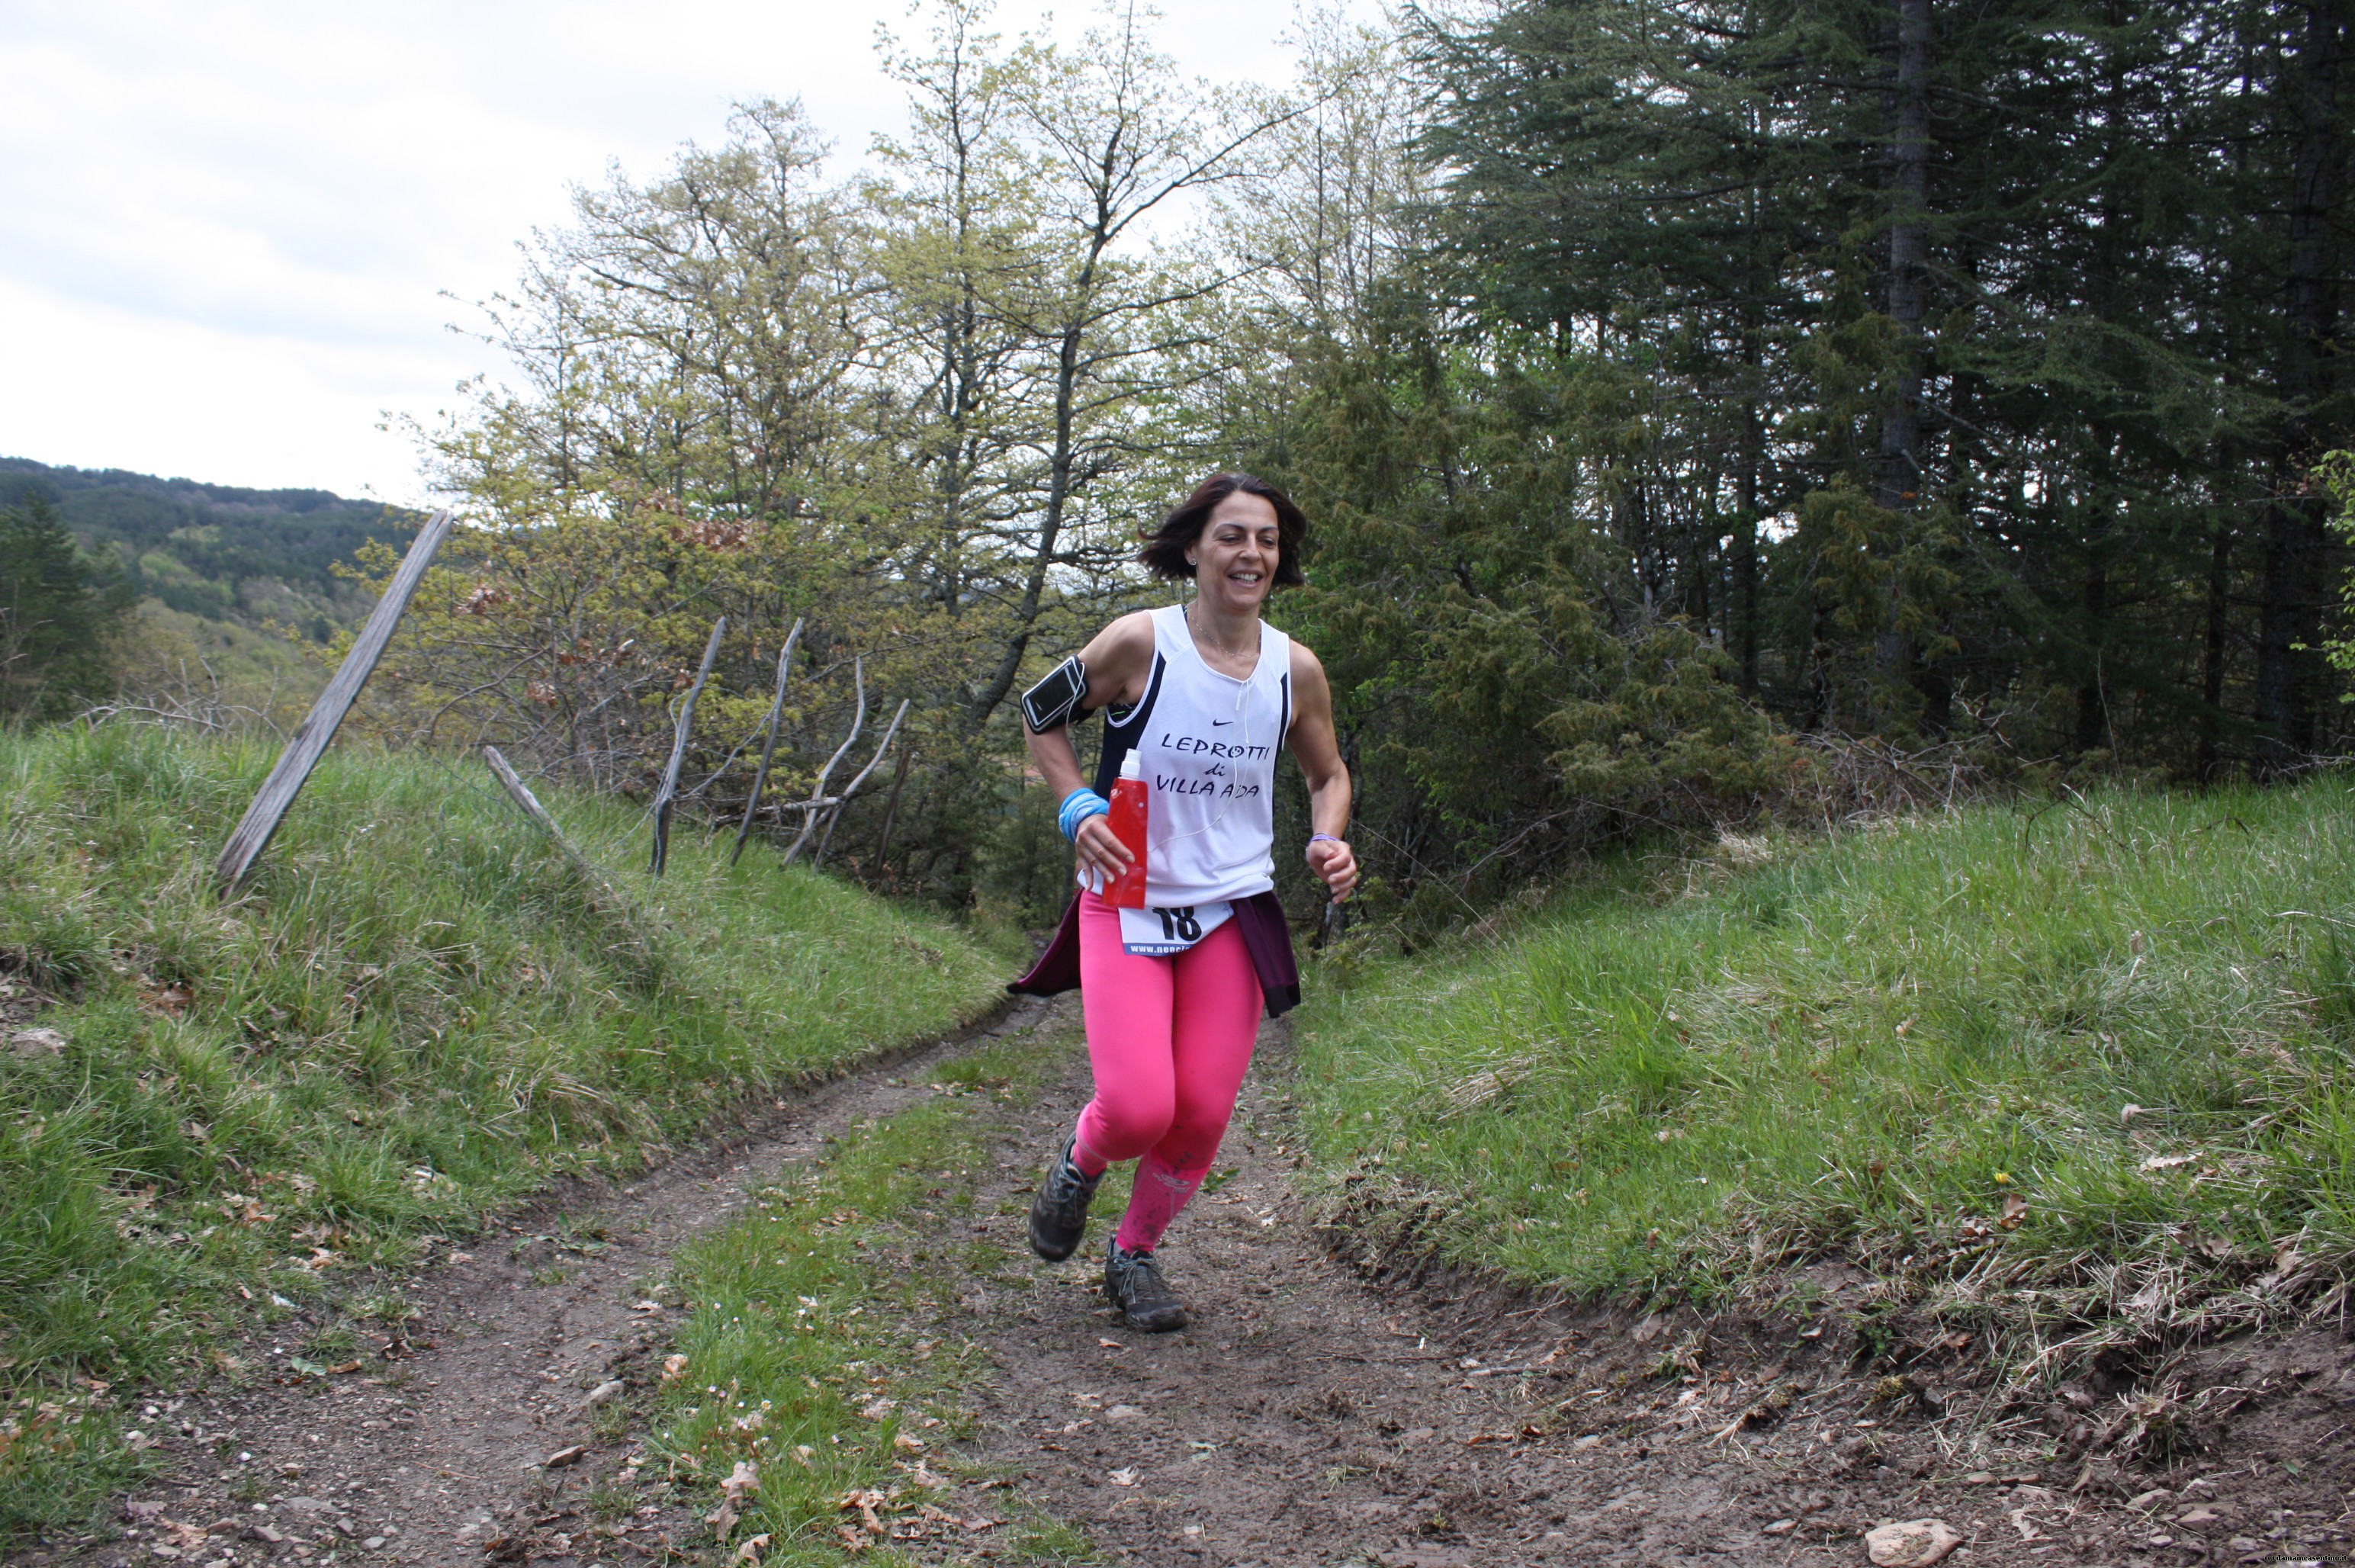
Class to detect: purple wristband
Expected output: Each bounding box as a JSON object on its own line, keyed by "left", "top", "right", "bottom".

{"left": 1309, "top": 834, "right": 1341, "bottom": 845}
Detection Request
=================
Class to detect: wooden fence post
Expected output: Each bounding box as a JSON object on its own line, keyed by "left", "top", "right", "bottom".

{"left": 729, "top": 616, "right": 804, "bottom": 866}
{"left": 484, "top": 747, "right": 613, "bottom": 891}
{"left": 649, "top": 616, "right": 725, "bottom": 877}
{"left": 483, "top": 745, "right": 652, "bottom": 953}
{"left": 214, "top": 507, "right": 455, "bottom": 889}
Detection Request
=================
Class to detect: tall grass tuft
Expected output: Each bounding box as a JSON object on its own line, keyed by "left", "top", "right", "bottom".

{"left": 0, "top": 725, "right": 1006, "bottom": 1541}
{"left": 1292, "top": 782, "right": 2355, "bottom": 1364}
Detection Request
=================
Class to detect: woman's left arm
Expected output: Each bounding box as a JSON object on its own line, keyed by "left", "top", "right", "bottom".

{"left": 1287, "top": 643, "right": 1357, "bottom": 901}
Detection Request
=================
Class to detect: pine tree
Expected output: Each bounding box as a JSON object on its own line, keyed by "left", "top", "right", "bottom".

{"left": 0, "top": 497, "right": 135, "bottom": 723}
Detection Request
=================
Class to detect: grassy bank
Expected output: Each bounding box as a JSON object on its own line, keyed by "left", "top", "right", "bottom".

{"left": 1293, "top": 781, "right": 2355, "bottom": 1358}
{"left": 646, "top": 1028, "right": 1094, "bottom": 1566}
{"left": 0, "top": 724, "right": 1007, "bottom": 1541}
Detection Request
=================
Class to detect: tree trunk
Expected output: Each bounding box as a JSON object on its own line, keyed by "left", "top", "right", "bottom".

{"left": 2254, "top": 0, "right": 2348, "bottom": 774}
{"left": 1735, "top": 423, "right": 1759, "bottom": 696}
{"left": 2074, "top": 535, "right": 2110, "bottom": 754}
{"left": 968, "top": 233, "right": 1105, "bottom": 728}
{"left": 2197, "top": 522, "right": 2232, "bottom": 779}
{"left": 1875, "top": 0, "right": 1933, "bottom": 513}
{"left": 1871, "top": 0, "right": 1933, "bottom": 715}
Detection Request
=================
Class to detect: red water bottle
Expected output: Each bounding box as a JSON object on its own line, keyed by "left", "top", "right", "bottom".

{"left": 1104, "top": 753, "right": 1149, "bottom": 908}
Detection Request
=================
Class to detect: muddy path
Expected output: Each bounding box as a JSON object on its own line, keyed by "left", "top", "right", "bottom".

{"left": 21, "top": 999, "right": 1055, "bottom": 1568}
{"left": 32, "top": 994, "right": 2355, "bottom": 1568}
{"left": 944, "top": 1017, "right": 2355, "bottom": 1568}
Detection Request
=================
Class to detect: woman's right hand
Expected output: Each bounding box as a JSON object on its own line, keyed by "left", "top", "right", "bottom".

{"left": 1073, "top": 814, "right": 1134, "bottom": 891}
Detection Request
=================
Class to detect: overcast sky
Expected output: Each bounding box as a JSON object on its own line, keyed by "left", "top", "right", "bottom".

{"left": 0, "top": 0, "right": 1349, "bottom": 505}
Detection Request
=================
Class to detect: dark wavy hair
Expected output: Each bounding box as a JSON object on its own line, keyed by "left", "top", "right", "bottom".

{"left": 1138, "top": 472, "right": 1308, "bottom": 587}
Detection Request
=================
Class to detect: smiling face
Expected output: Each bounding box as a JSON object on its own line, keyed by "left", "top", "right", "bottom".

{"left": 1187, "top": 491, "right": 1281, "bottom": 617}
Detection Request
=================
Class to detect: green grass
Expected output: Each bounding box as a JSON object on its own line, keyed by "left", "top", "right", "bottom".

{"left": 651, "top": 1028, "right": 1094, "bottom": 1564}
{"left": 1293, "top": 782, "right": 2355, "bottom": 1353}
{"left": 0, "top": 723, "right": 1006, "bottom": 1543}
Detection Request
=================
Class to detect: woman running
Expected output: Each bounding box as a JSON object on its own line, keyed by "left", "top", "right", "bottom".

{"left": 1009, "top": 472, "right": 1357, "bottom": 1332}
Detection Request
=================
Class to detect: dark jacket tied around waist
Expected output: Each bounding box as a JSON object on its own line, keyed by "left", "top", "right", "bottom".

{"left": 1007, "top": 891, "right": 1302, "bottom": 1017}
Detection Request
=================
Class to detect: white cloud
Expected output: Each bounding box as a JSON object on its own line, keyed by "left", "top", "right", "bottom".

{"left": 0, "top": 275, "right": 462, "bottom": 497}
{"left": 0, "top": 0, "right": 1341, "bottom": 501}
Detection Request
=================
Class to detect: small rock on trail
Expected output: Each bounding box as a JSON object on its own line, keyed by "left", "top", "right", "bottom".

{"left": 1865, "top": 1518, "right": 1961, "bottom": 1566}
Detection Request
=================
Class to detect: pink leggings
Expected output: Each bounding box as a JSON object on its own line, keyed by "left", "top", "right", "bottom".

{"left": 1071, "top": 889, "right": 1262, "bottom": 1253}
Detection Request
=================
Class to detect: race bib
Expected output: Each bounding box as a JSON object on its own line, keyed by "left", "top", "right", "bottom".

{"left": 1120, "top": 901, "right": 1232, "bottom": 957}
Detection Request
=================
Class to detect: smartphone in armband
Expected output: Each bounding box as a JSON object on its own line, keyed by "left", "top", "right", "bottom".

{"left": 1021, "top": 656, "right": 1090, "bottom": 734}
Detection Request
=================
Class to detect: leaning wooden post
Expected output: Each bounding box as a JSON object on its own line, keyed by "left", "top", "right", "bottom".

{"left": 484, "top": 746, "right": 651, "bottom": 952}
{"left": 215, "top": 507, "right": 455, "bottom": 888}
{"left": 729, "top": 615, "right": 804, "bottom": 867}
{"left": 484, "top": 747, "right": 616, "bottom": 895}
{"left": 814, "top": 697, "right": 911, "bottom": 867}
{"left": 781, "top": 657, "right": 865, "bottom": 866}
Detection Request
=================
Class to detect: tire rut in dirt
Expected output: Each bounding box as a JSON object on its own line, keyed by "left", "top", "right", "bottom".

{"left": 31, "top": 998, "right": 1055, "bottom": 1568}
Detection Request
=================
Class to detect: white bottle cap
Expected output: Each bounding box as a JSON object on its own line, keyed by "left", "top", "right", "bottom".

{"left": 1119, "top": 752, "right": 1142, "bottom": 781}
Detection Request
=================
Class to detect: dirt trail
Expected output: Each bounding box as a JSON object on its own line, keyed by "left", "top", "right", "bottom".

{"left": 946, "top": 1017, "right": 2355, "bottom": 1568}
{"left": 34, "top": 994, "right": 2355, "bottom": 1568}
{"left": 28, "top": 999, "right": 1054, "bottom": 1568}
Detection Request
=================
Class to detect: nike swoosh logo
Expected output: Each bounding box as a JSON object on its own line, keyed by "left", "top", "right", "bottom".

{"left": 1210, "top": 720, "right": 1233, "bottom": 727}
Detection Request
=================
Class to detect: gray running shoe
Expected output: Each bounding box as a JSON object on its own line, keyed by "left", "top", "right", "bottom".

{"left": 1104, "top": 1237, "right": 1188, "bottom": 1332}
{"left": 1027, "top": 1130, "right": 1102, "bottom": 1261}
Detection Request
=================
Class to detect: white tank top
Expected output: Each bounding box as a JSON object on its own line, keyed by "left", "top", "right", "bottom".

{"left": 1093, "top": 603, "right": 1292, "bottom": 909}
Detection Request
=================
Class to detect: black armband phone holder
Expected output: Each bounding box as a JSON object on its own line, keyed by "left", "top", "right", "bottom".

{"left": 1021, "top": 656, "right": 1091, "bottom": 734}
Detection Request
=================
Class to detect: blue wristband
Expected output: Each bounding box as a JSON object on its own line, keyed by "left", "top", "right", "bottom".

{"left": 1058, "top": 788, "right": 1109, "bottom": 843}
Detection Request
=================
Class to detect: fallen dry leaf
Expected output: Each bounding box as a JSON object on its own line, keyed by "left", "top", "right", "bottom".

{"left": 542, "top": 1445, "right": 587, "bottom": 1469}
{"left": 659, "top": 1354, "right": 689, "bottom": 1385}
{"left": 140, "top": 983, "right": 194, "bottom": 1017}
{"left": 1998, "top": 1192, "right": 2029, "bottom": 1230}
{"left": 892, "top": 1432, "right": 925, "bottom": 1453}
{"left": 833, "top": 1525, "right": 869, "bottom": 1553}
{"left": 721, "top": 1461, "right": 760, "bottom": 1505}
{"left": 708, "top": 1458, "right": 759, "bottom": 1538}
{"left": 1108, "top": 1467, "right": 1140, "bottom": 1487}
{"left": 732, "top": 1533, "right": 769, "bottom": 1563}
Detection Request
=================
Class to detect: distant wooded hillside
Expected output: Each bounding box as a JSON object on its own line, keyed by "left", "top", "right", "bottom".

{"left": 0, "top": 456, "right": 420, "bottom": 635}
